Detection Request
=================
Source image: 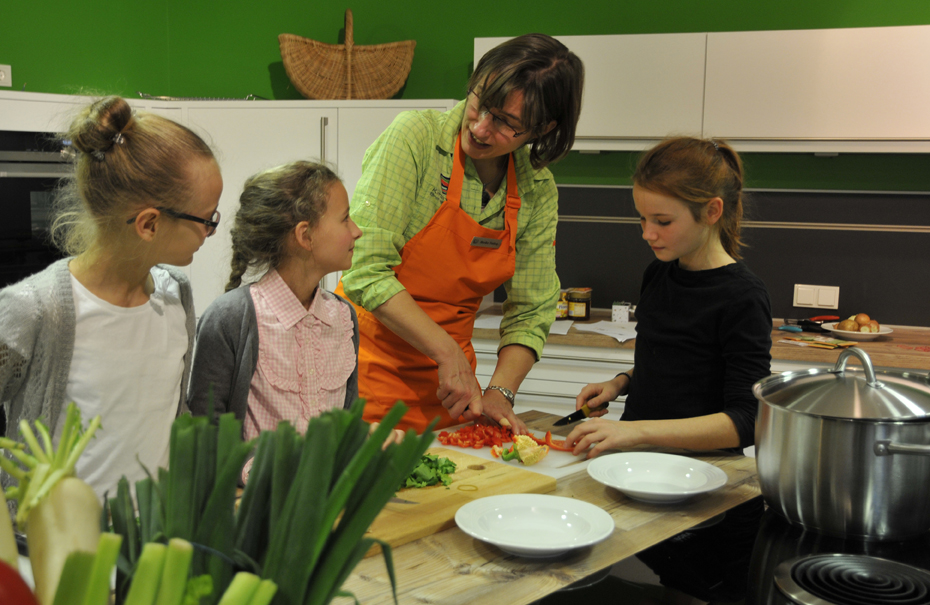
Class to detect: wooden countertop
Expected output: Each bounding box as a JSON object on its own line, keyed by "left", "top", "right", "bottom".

{"left": 335, "top": 411, "right": 760, "bottom": 605}
{"left": 473, "top": 306, "right": 930, "bottom": 372}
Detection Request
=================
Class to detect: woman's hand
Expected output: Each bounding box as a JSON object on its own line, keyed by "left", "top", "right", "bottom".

{"left": 371, "top": 291, "right": 482, "bottom": 420}
{"left": 435, "top": 347, "right": 484, "bottom": 420}
{"left": 575, "top": 378, "right": 624, "bottom": 418}
{"left": 566, "top": 418, "right": 645, "bottom": 458}
{"left": 479, "top": 393, "right": 528, "bottom": 434}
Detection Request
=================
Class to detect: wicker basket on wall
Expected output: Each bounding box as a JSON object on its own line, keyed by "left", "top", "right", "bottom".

{"left": 279, "top": 9, "right": 416, "bottom": 100}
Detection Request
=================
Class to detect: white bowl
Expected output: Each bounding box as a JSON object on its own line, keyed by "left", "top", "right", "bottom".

{"left": 587, "top": 452, "right": 728, "bottom": 504}
{"left": 823, "top": 322, "right": 893, "bottom": 341}
{"left": 454, "top": 494, "right": 614, "bottom": 557}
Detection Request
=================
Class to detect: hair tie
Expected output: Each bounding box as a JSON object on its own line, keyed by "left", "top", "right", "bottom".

{"left": 711, "top": 140, "right": 719, "bottom": 152}
{"left": 91, "top": 150, "right": 106, "bottom": 162}
{"left": 113, "top": 132, "right": 125, "bottom": 145}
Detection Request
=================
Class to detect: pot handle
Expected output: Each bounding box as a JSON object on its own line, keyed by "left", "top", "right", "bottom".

{"left": 833, "top": 347, "right": 883, "bottom": 388}
{"left": 874, "top": 440, "right": 930, "bottom": 457}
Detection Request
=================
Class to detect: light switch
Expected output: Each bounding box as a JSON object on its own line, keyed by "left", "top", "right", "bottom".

{"left": 817, "top": 286, "right": 840, "bottom": 309}
{"left": 794, "top": 284, "right": 839, "bottom": 309}
{"left": 794, "top": 285, "right": 816, "bottom": 307}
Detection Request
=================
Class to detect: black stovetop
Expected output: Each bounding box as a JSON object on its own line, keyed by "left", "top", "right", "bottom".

{"left": 538, "top": 497, "right": 930, "bottom": 605}
{"left": 641, "top": 497, "right": 930, "bottom": 604}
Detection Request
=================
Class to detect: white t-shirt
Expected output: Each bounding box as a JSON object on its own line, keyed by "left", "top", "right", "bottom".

{"left": 57, "top": 267, "right": 187, "bottom": 501}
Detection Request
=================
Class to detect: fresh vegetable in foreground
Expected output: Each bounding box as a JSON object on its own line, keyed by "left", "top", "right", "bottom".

{"left": 400, "top": 454, "right": 457, "bottom": 488}
{"left": 437, "top": 424, "right": 515, "bottom": 448}
{"left": 53, "top": 535, "right": 276, "bottom": 605}
{"left": 490, "top": 435, "right": 549, "bottom": 466}
{"left": 103, "top": 398, "right": 434, "bottom": 605}
{"left": 0, "top": 402, "right": 102, "bottom": 605}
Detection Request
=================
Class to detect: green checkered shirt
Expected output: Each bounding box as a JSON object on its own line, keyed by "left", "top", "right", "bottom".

{"left": 341, "top": 100, "right": 560, "bottom": 359}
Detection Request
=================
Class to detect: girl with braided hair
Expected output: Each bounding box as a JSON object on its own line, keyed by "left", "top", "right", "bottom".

{"left": 188, "top": 161, "right": 401, "bottom": 481}
{"left": 0, "top": 95, "right": 221, "bottom": 500}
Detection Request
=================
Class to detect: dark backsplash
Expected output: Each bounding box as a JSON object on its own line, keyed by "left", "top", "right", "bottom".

{"left": 506, "top": 185, "right": 930, "bottom": 327}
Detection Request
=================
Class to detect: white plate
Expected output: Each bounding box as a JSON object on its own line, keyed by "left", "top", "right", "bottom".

{"left": 454, "top": 494, "right": 614, "bottom": 557}
{"left": 823, "top": 322, "right": 893, "bottom": 341}
{"left": 587, "top": 452, "right": 728, "bottom": 504}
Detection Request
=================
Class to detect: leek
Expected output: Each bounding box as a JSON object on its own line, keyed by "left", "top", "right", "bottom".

{"left": 123, "top": 542, "right": 167, "bottom": 605}
{"left": 0, "top": 403, "right": 102, "bottom": 605}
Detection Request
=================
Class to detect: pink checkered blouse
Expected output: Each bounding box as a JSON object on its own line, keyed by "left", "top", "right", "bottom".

{"left": 243, "top": 269, "right": 355, "bottom": 444}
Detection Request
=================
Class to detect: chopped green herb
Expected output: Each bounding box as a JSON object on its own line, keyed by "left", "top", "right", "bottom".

{"left": 400, "top": 454, "right": 457, "bottom": 488}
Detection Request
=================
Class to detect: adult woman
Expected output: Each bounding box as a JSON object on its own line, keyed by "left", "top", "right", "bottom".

{"left": 337, "top": 34, "right": 584, "bottom": 432}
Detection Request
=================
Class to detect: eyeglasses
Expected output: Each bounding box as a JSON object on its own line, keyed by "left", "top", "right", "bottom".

{"left": 468, "top": 89, "right": 530, "bottom": 138}
{"left": 126, "top": 206, "right": 221, "bottom": 237}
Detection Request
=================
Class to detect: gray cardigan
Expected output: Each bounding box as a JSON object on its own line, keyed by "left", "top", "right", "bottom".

{"left": 187, "top": 285, "right": 359, "bottom": 423}
{"left": 0, "top": 258, "right": 196, "bottom": 440}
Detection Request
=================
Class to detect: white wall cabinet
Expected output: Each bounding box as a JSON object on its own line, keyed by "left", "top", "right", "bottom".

{"left": 477, "top": 25, "right": 930, "bottom": 153}
{"left": 704, "top": 26, "right": 930, "bottom": 153}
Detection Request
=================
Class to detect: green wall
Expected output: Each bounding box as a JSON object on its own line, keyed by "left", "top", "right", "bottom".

{"left": 3, "top": 0, "right": 930, "bottom": 190}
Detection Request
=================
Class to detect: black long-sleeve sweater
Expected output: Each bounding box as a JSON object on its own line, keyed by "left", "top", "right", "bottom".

{"left": 623, "top": 260, "right": 773, "bottom": 449}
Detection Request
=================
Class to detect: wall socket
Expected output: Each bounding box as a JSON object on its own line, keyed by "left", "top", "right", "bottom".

{"left": 0, "top": 65, "right": 10, "bottom": 88}
{"left": 793, "top": 284, "right": 840, "bottom": 309}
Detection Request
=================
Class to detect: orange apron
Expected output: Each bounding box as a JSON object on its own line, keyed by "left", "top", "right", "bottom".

{"left": 338, "top": 134, "right": 521, "bottom": 432}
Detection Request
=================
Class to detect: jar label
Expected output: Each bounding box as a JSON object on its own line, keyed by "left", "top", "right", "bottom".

{"left": 569, "top": 301, "right": 588, "bottom": 317}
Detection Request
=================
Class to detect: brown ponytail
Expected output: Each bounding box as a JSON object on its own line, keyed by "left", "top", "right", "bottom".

{"left": 633, "top": 137, "right": 746, "bottom": 259}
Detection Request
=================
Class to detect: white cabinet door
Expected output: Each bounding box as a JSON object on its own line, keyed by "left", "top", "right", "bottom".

{"left": 185, "top": 105, "right": 337, "bottom": 313}
{"left": 321, "top": 100, "right": 455, "bottom": 293}
{"left": 704, "top": 25, "right": 930, "bottom": 152}
{"left": 475, "top": 34, "right": 707, "bottom": 152}
{"left": 0, "top": 91, "right": 89, "bottom": 132}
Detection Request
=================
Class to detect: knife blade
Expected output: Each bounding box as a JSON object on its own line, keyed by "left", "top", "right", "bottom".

{"left": 389, "top": 496, "right": 418, "bottom": 505}
{"left": 553, "top": 402, "right": 608, "bottom": 426}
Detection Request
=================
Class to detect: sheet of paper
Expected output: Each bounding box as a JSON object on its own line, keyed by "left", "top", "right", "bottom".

{"left": 547, "top": 320, "right": 573, "bottom": 335}
{"left": 474, "top": 314, "right": 503, "bottom": 330}
{"left": 573, "top": 321, "right": 637, "bottom": 344}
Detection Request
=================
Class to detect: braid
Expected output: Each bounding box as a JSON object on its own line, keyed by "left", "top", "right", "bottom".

{"left": 225, "top": 247, "right": 250, "bottom": 292}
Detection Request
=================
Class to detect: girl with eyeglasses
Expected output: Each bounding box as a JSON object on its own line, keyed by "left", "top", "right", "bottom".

{"left": 188, "top": 162, "right": 402, "bottom": 482}
{"left": 0, "top": 95, "right": 222, "bottom": 500}
{"left": 335, "top": 33, "right": 584, "bottom": 434}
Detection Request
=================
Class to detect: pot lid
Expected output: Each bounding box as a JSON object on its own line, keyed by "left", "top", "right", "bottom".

{"left": 753, "top": 348, "right": 930, "bottom": 420}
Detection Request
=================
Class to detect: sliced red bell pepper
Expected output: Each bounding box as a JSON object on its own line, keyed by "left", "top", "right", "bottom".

{"left": 544, "top": 431, "right": 574, "bottom": 452}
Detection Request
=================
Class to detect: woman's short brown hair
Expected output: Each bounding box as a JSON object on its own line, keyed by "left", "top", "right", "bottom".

{"left": 468, "top": 33, "right": 584, "bottom": 169}
{"left": 633, "top": 137, "right": 746, "bottom": 259}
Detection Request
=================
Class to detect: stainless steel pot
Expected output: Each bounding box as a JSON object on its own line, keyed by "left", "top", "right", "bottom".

{"left": 754, "top": 347, "right": 930, "bottom": 541}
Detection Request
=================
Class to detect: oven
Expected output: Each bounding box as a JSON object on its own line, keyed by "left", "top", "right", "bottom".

{"left": 0, "top": 130, "right": 70, "bottom": 290}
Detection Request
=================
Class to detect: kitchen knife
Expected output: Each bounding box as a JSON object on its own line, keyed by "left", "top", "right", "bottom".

{"left": 553, "top": 402, "right": 608, "bottom": 426}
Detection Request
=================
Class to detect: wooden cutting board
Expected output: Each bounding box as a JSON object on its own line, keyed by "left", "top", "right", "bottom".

{"left": 365, "top": 447, "right": 556, "bottom": 556}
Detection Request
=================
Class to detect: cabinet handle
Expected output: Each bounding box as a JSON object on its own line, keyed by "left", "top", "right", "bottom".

{"left": 320, "top": 116, "right": 328, "bottom": 163}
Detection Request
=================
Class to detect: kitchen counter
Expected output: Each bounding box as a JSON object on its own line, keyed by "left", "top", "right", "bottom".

{"left": 473, "top": 305, "right": 930, "bottom": 372}
{"left": 335, "top": 411, "right": 760, "bottom": 605}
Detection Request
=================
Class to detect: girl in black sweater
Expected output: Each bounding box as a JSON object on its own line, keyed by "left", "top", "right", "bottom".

{"left": 567, "top": 137, "right": 772, "bottom": 457}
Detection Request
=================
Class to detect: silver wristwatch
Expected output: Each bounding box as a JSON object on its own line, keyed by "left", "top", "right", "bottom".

{"left": 485, "top": 385, "right": 515, "bottom": 407}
